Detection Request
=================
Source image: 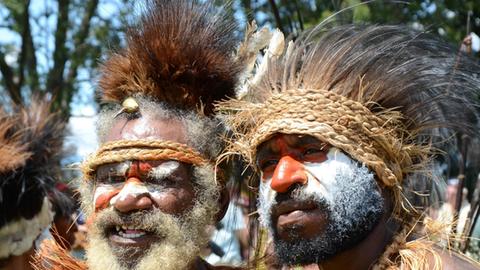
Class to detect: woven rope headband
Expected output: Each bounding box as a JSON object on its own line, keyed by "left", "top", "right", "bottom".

{"left": 82, "top": 139, "right": 209, "bottom": 179}
{"left": 230, "top": 89, "right": 422, "bottom": 188}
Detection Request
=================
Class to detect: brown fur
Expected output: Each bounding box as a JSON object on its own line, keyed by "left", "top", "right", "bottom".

{"left": 0, "top": 113, "right": 31, "bottom": 173}
{"left": 0, "top": 98, "right": 66, "bottom": 226}
{"left": 98, "top": 0, "right": 241, "bottom": 115}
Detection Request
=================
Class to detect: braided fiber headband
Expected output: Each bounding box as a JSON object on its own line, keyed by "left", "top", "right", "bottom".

{"left": 225, "top": 89, "right": 426, "bottom": 188}
{"left": 82, "top": 139, "right": 209, "bottom": 179}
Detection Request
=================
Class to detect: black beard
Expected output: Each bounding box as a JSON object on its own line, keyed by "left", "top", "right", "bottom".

{"left": 273, "top": 206, "right": 383, "bottom": 265}
{"left": 270, "top": 165, "right": 385, "bottom": 266}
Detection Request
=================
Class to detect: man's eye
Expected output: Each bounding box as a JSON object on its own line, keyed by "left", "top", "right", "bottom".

{"left": 304, "top": 148, "right": 322, "bottom": 155}
{"left": 161, "top": 178, "right": 178, "bottom": 187}
{"left": 147, "top": 175, "right": 178, "bottom": 187}
{"left": 96, "top": 175, "right": 124, "bottom": 184}
{"left": 302, "top": 146, "right": 329, "bottom": 163}
{"left": 258, "top": 159, "right": 279, "bottom": 171}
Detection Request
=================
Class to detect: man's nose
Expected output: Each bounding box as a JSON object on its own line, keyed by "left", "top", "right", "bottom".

{"left": 270, "top": 156, "right": 308, "bottom": 193}
{"left": 112, "top": 178, "right": 153, "bottom": 213}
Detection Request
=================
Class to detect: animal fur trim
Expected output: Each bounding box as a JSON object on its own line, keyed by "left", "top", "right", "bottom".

{"left": 98, "top": 0, "right": 241, "bottom": 115}
{"left": 0, "top": 99, "right": 65, "bottom": 231}
{"left": 0, "top": 197, "right": 53, "bottom": 259}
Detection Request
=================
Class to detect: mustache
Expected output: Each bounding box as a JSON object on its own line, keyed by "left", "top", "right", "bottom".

{"left": 94, "top": 207, "right": 179, "bottom": 237}
{"left": 274, "top": 185, "right": 322, "bottom": 204}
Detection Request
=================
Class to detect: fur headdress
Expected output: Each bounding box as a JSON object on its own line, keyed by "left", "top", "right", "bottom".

{"left": 85, "top": 0, "right": 242, "bottom": 182}
{"left": 0, "top": 100, "right": 65, "bottom": 259}
{"left": 98, "top": 0, "right": 241, "bottom": 116}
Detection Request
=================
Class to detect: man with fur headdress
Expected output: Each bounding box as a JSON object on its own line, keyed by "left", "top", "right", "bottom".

{"left": 0, "top": 100, "right": 65, "bottom": 270}
{"left": 219, "top": 24, "right": 480, "bottom": 269}
{"left": 36, "top": 1, "right": 242, "bottom": 270}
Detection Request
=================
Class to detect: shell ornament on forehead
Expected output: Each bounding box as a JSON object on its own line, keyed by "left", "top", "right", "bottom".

{"left": 113, "top": 97, "right": 140, "bottom": 118}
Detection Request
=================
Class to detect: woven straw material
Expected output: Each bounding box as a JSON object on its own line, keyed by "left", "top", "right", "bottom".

{"left": 222, "top": 89, "right": 428, "bottom": 188}
{"left": 82, "top": 139, "right": 209, "bottom": 179}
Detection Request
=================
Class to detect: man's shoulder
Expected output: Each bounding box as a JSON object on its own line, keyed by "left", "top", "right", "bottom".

{"left": 435, "top": 247, "right": 480, "bottom": 270}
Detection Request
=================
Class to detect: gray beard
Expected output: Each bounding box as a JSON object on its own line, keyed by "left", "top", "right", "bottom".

{"left": 261, "top": 164, "right": 385, "bottom": 266}
{"left": 85, "top": 165, "right": 220, "bottom": 270}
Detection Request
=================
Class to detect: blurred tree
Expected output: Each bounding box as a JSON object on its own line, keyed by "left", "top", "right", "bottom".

{"left": 236, "top": 0, "right": 480, "bottom": 52}
{"left": 0, "top": 0, "right": 134, "bottom": 117}
{"left": 3, "top": 0, "right": 477, "bottom": 117}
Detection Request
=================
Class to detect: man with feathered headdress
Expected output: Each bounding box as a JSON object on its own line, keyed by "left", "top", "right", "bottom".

{"left": 36, "top": 1, "right": 243, "bottom": 270}
{"left": 0, "top": 100, "right": 65, "bottom": 270}
{"left": 219, "top": 24, "right": 480, "bottom": 269}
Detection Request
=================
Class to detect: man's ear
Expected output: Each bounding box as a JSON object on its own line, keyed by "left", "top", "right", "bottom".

{"left": 215, "top": 186, "right": 230, "bottom": 222}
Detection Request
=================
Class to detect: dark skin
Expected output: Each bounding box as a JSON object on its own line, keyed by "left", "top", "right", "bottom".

{"left": 93, "top": 113, "right": 230, "bottom": 270}
{"left": 257, "top": 133, "right": 480, "bottom": 270}
{"left": 51, "top": 215, "right": 78, "bottom": 250}
{"left": 0, "top": 247, "right": 36, "bottom": 270}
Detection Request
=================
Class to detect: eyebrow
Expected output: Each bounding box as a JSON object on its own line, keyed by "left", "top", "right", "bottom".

{"left": 256, "top": 135, "right": 325, "bottom": 162}
{"left": 147, "top": 161, "right": 180, "bottom": 180}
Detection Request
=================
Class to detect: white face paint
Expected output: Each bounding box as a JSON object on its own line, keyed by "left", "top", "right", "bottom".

{"left": 302, "top": 148, "right": 359, "bottom": 204}
{"left": 93, "top": 183, "right": 123, "bottom": 208}
{"left": 93, "top": 161, "right": 181, "bottom": 209}
{"left": 258, "top": 147, "right": 385, "bottom": 265}
{"left": 110, "top": 181, "right": 151, "bottom": 205}
{"left": 148, "top": 161, "right": 179, "bottom": 180}
{"left": 258, "top": 147, "right": 370, "bottom": 229}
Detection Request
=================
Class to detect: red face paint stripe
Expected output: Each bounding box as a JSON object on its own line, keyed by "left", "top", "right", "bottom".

{"left": 138, "top": 161, "right": 152, "bottom": 175}
{"left": 95, "top": 189, "right": 120, "bottom": 212}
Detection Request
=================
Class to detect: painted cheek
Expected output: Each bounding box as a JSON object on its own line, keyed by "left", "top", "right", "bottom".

{"left": 303, "top": 148, "right": 356, "bottom": 202}
{"left": 145, "top": 185, "right": 164, "bottom": 202}
{"left": 93, "top": 185, "right": 121, "bottom": 212}
{"left": 260, "top": 170, "right": 270, "bottom": 182}
{"left": 303, "top": 152, "right": 328, "bottom": 163}
{"left": 110, "top": 178, "right": 149, "bottom": 205}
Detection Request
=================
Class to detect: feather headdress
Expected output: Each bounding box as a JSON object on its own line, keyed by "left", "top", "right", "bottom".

{"left": 218, "top": 24, "right": 480, "bottom": 269}
{"left": 220, "top": 24, "right": 480, "bottom": 213}
{"left": 0, "top": 99, "right": 65, "bottom": 259}
{"left": 98, "top": 0, "right": 241, "bottom": 116}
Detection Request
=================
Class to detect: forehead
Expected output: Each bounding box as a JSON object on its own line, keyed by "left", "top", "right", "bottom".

{"left": 257, "top": 134, "right": 324, "bottom": 153}
{"left": 105, "top": 113, "right": 188, "bottom": 144}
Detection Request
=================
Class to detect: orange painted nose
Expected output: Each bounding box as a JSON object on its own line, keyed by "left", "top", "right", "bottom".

{"left": 113, "top": 177, "right": 153, "bottom": 213}
{"left": 270, "top": 156, "right": 308, "bottom": 193}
